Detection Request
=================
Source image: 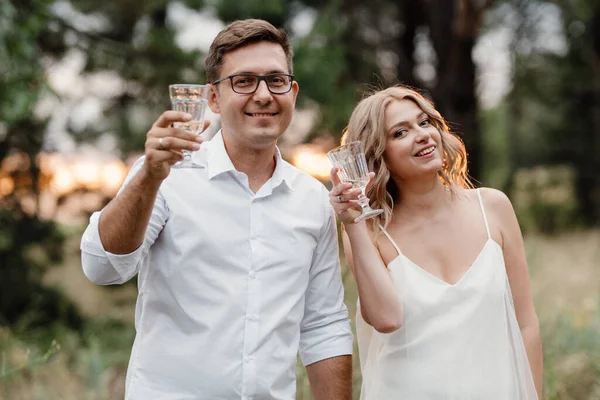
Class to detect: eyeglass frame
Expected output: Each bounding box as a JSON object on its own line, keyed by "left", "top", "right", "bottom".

{"left": 212, "top": 73, "right": 295, "bottom": 95}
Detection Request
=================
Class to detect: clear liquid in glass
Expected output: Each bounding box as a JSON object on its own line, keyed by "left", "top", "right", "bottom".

{"left": 344, "top": 178, "right": 370, "bottom": 190}
{"left": 172, "top": 99, "right": 207, "bottom": 135}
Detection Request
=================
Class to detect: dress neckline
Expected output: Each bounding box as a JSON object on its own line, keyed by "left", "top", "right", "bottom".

{"left": 381, "top": 188, "right": 499, "bottom": 287}
{"left": 386, "top": 238, "right": 501, "bottom": 287}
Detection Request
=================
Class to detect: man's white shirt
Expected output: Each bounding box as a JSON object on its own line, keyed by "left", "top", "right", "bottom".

{"left": 80, "top": 132, "right": 353, "bottom": 400}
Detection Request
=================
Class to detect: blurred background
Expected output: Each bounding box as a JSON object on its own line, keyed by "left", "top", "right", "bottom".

{"left": 1, "top": 0, "right": 600, "bottom": 399}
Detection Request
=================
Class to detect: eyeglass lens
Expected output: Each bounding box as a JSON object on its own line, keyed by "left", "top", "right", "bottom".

{"left": 231, "top": 75, "right": 292, "bottom": 94}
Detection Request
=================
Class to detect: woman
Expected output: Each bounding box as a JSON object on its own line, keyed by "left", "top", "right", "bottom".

{"left": 329, "top": 85, "right": 542, "bottom": 399}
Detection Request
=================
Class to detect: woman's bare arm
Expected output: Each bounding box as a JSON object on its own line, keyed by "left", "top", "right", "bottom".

{"left": 342, "top": 224, "right": 403, "bottom": 333}
{"left": 484, "top": 188, "right": 543, "bottom": 397}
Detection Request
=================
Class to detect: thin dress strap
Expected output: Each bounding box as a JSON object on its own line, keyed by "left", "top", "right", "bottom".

{"left": 379, "top": 226, "right": 403, "bottom": 257}
{"left": 476, "top": 188, "right": 492, "bottom": 239}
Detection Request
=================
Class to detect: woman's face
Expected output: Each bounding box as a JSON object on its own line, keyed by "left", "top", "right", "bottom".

{"left": 383, "top": 98, "right": 444, "bottom": 181}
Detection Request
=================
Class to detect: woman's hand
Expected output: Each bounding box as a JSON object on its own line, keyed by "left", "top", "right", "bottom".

{"left": 328, "top": 167, "right": 375, "bottom": 225}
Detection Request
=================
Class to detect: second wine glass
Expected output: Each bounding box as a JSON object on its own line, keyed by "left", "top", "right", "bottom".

{"left": 327, "top": 141, "right": 384, "bottom": 223}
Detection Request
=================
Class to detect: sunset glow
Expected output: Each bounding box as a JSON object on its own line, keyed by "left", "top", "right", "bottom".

{"left": 0, "top": 176, "right": 14, "bottom": 197}
{"left": 291, "top": 145, "right": 332, "bottom": 181}
{"left": 1, "top": 146, "right": 330, "bottom": 205}
{"left": 0, "top": 152, "right": 129, "bottom": 199}
{"left": 50, "top": 166, "right": 76, "bottom": 196}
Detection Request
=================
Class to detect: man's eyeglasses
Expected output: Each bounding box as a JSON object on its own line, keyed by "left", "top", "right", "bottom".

{"left": 212, "top": 73, "right": 295, "bottom": 95}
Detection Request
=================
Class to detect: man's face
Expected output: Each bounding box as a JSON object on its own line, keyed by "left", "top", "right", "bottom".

{"left": 208, "top": 41, "right": 299, "bottom": 150}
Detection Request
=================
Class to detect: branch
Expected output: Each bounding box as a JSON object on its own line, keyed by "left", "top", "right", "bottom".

{"left": 0, "top": 340, "right": 61, "bottom": 379}
{"left": 482, "top": 0, "right": 496, "bottom": 11}
{"left": 51, "top": 16, "right": 130, "bottom": 56}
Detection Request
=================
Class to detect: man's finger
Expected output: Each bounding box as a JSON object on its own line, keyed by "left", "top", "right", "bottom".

{"left": 153, "top": 111, "right": 193, "bottom": 128}
{"left": 146, "top": 147, "right": 183, "bottom": 164}
{"left": 166, "top": 126, "right": 205, "bottom": 142}
{"left": 150, "top": 150, "right": 183, "bottom": 165}
{"left": 167, "top": 152, "right": 185, "bottom": 165}
{"left": 155, "top": 136, "right": 201, "bottom": 152}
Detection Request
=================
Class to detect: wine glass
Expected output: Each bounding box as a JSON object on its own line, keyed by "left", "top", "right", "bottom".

{"left": 169, "top": 84, "right": 210, "bottom": 169}
{"left": 327, "top": 141, "right": 384, "bottom": 223}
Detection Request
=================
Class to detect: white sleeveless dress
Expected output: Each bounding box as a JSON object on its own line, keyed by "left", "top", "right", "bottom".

{"left": 357, "top": 189, "right": 538, "bottom": 399}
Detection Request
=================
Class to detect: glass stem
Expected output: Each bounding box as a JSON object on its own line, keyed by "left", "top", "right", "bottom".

{"left": 357, "top": 187, "right": 369, "bottom": 210}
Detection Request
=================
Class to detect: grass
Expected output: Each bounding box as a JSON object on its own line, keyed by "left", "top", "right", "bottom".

{"left": 1, "top": 229, "right": 600, "bottom": 399}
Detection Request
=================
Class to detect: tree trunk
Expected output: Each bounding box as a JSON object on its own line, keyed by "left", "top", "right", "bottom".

{"left": 588, "top": 4, "right": 600, "bottom": 224}
{"left": 423, "top": 0, "right": 492, "bottom": 183}
{"left": 394, "top": 0, "right": 424, "bottom": 85}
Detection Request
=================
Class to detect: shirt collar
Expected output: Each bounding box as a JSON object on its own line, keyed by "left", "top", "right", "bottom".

{"left": 199, "top": 130, "right": 295, "bottom": 192}
{"left": 270, "top": 146, "right": 296, "bottom": 192}
{"left": 199, "top": 131, "right": 236, "bottom": 179}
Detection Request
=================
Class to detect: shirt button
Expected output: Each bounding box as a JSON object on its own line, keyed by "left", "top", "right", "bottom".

{"left": 248, "top": 314, "right": 258, "bottom": 321}
{"left": 249, "top": 271, "right": 256, "bottom": 279}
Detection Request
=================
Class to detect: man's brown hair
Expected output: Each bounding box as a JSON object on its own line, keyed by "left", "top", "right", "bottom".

{"left": 205, "top": 19, "right": 294, "bottom": 83}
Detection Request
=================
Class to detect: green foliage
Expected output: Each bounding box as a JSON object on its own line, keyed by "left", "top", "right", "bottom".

{"left": 0, "top": 210, "right": 83, "bottom": 330}
{"left": 0, "top": 0, "right": 83, "bottom": 332}
{"left": 215, "top": 0, "right": 288, "bottom": 25}
{"left": 542, "top": 308, "right": 600, "bottom": 399}
{"left": 480, "top": 103, "right": 511, "bottom": 188}
{"left": 0, "top": 339, "right": 61, "bottom": 379}
{"left": 293, "top": 1, "right": 362, "bottom": 137}
{"left": 0, "top": 318, "right": 135, "bottom": 399}
{"left": 0, "top": 0, "right": 55, "bottom": 128}
{"left": 502, "top": 0, "right": 600, "bottom": 226}
{"left": 293, "top": 0, "right": 386, "bottom": 139}
{"left": 511, "top": 166, "right": 583, "bottom": 234}
{"left": 56, "top": 0, "right": 207, "bottom": 153}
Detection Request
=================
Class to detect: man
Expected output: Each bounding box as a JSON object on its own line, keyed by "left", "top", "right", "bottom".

{"left": 80, "top": 19, "right": 353, "bottom": 399}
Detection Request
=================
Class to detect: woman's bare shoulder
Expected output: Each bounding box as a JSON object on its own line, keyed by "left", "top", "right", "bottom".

{"left": 476, "top": 187, "right": 516, "bottom": 219}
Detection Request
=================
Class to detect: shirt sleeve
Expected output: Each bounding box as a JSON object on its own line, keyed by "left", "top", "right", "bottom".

{"left": 80, "top": 157, "right": 169, "bottom": 285}
{"left": 299, "top": 186, "right": 354, "bottom": 366}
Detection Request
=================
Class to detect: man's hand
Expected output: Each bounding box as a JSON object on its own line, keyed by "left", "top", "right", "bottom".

{"left": 143, "top": 111, "right": 208, "bottom": 181}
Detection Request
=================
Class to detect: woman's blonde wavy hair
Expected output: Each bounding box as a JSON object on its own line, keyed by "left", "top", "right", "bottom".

{"left": 342, "top": 85, "right": 473, "bottom": 233}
